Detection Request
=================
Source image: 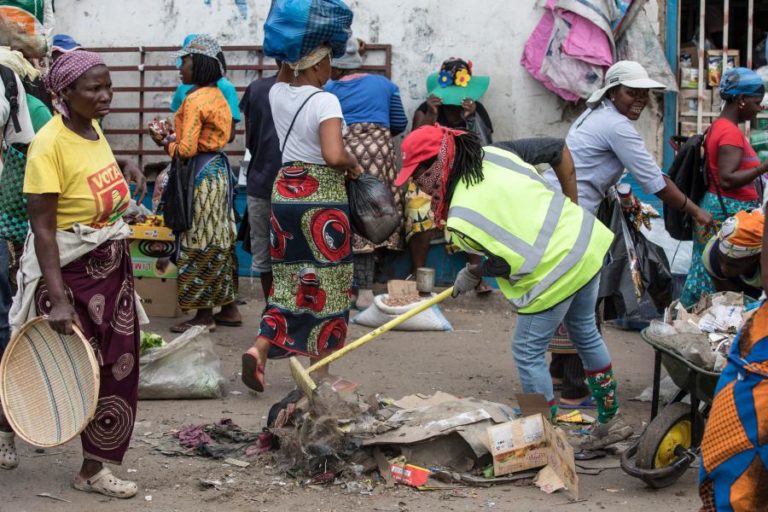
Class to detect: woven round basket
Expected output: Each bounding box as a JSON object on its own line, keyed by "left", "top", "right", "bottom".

{"left": 0, "top": 317, "right": 100, "bottom": 447}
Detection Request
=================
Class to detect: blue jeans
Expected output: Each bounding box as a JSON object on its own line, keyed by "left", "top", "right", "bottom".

{"left": 512, "top": 276, "right": 611, "bottom": 403}
{"left": 0, "top": 241, "right": 11, "bottom": 354}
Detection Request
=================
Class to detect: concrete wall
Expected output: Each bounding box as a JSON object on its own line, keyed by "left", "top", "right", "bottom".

{"left": 53, "top": 0, "right": 665, "bottom": 159}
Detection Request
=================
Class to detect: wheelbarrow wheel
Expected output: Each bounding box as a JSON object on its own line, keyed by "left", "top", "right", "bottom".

{"left": 636, "top": 402, "right": 699, "bottom": 487}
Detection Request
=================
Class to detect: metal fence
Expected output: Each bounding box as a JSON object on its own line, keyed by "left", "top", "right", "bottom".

{"left": 89, "top": 44, "right": 393, "bottom": 170}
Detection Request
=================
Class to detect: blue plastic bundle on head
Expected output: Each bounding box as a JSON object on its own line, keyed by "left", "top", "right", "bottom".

{"left": 263, "top": 0, "right": 353, "bottom": 63}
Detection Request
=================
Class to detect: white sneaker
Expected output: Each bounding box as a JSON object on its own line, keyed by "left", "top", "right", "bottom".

{"left": 0, "top": 430, "right": 18, "bottom": 470}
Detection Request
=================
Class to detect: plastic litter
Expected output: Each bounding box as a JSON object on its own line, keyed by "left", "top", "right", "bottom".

{"left": 139, "top": 326, "right": 225, "bottom": 399}
{"left": 346, "top": 174, "right": 400, "bottom": 245}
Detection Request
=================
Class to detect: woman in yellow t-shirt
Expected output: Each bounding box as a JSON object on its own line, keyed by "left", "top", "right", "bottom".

{"left": 150, "top": 34, "right": 240, "bottom": 333}
{"left": 3, "top": 51, "right": 143, "bottom": 499}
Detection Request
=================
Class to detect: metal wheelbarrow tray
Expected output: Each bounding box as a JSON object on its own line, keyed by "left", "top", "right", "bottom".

{"left": 620, "top": 328, "right": 721, "bottom": 488}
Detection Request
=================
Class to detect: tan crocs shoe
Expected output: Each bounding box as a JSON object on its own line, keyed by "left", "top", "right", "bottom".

{"left": 74, "top": 468, "right": 138, "bottom": 499}
{"left": 0, "top": 431, "right": 18, "bottom": 470}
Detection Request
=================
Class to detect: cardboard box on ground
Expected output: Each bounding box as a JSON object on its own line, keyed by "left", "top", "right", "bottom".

{"left": 487, "top": 413, "right": 578, "bottom": 499}
{"left": 129, "top": 223, "right": 181, "bottom": 318}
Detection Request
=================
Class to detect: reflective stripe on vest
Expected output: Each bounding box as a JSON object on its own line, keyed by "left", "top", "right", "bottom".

{"left": 508, "top": 208, "right": 596, "bottom": 309}
{"left": 449, "top": 149, "right": 598, "bottom": 309}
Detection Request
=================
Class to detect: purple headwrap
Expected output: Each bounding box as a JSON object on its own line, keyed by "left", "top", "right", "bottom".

{"left": 44, "top": 50, "right": 107, "bottom": 118}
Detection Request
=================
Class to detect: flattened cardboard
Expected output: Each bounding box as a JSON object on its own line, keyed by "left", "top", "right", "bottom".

{"left": 486, "top": 413, "right": 578, "bottom": 499}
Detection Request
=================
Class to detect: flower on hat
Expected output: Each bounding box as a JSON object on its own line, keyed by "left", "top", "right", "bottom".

{"left": 438, "top": 70, "right": 454, "bottom": 88}
{"left": 454, "top": 69, "right": 471, "bottom": 87}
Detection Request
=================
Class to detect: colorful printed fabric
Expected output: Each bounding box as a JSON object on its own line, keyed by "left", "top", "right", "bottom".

{"left": 586, "top": 364, "right": 618, "bottom": 424}
{"left": 680, "top": 193, "right": 760, "bottom": 307}
{"left": 548, "top": 323, "right": 578, "bottom": 354}
{"left": 168, "top": 86, "right": 232, "bottom": 159}
{"left": 34, "top": 239, "right": 138, "bottom": 464}
{"left": 699, "top": 301, "right": 768, "bottom": 511}
{"left": 176, "top": 154, "right": 236, "bottom": 310}
{"left": 260, "top": 162, "right": 353, "bottom": 358}
{"left": 344, "top": 122, "right": 404, "bottom": 253}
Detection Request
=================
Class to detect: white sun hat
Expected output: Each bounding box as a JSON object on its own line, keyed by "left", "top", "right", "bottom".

{"left": 587, "top": 60, "right": 667, "bottom": 108}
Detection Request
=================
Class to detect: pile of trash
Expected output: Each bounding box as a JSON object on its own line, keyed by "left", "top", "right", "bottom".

{"left": 265, "top": 385, "right": 578, "bottom": 499}
{"left": 646, "top": 292, "right": 760, "bottom": 371}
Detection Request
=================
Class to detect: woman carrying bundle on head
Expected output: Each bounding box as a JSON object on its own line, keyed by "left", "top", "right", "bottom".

{"left": 240, "top": 44, "right": 361, "bottom": 393}
{"left": 150, "top": 34, "right": 241, "bottom": 333}
{"left": 4, "top": 50, "right": 146, "bottom": 498}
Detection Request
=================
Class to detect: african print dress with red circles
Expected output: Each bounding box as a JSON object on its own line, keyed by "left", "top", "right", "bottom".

{"left": 261, "top": 162, "right": 353, "bottom": 358}
{"left": 34, "top": 239, "right": 138, "bottom": 464}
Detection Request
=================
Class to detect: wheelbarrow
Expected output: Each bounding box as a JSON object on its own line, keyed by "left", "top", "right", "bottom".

{"left": 620, "top": 328, "right": 721, "bottom": 488}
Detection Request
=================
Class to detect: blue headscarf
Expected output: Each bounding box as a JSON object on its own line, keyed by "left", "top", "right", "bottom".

{"left": 176, "top": 34, "right": 198, "bottom": 69}
{"left": 719, "top": 67, "right": 766, "bottom": 100}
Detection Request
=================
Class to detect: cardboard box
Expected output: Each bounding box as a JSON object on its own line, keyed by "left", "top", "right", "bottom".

{"left": 706, "top": 49, "right": 739, "bottom": 87}
{"left": 679, "top": 67, "right": 700, "bottom": 89}
{"left": 679, "top": 89, "right": 713, "bottom": 115}
{"left": 679, "top": 43, "right": 698, "bottom": 68}
{"left": 487, "top": 414, "right": 578, "bottom": 499}
{"left": 389, "top": 462, "right": 431, "bottom": 488}
{"left": 134, "top": 276, "right": 181, "bottom": 318}
{"left": 130, "top": 239, "right": 178, "bottom": 278}
{"left": 128, "top": 220, "right": 175, "bottom": 241}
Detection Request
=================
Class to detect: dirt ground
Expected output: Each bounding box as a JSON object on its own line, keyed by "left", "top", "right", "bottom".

{"left": 1, "top": 282, "right": 702, "bottom": 512}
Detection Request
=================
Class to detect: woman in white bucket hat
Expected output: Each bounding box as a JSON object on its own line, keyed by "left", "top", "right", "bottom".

{"left": 542, "top": 61, "right": 715, "bottom": 418}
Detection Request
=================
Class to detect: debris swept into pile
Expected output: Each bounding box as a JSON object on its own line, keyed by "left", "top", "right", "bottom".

{"left": 265, "top": 384, "right": 578, "bottom": 498}
{"left": 646, "top": 292, "right": 759, "bottom": 371}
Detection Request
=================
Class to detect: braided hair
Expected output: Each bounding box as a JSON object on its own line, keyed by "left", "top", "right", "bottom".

{"left": 446, "top": 131, "right": 485, "bottom": 202}
{"left": 191, "top": 53, "right": 223, "bottom": 86}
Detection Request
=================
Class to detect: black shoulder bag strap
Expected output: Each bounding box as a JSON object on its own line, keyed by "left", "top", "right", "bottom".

{"left": 701, "top": 128, "right": 731, "bottom": 218}
{"left": 0, "top": 64, "right": 21, "bottom": 135}
{"left": 280, "top": 90, "right": 323, "bottom": 154}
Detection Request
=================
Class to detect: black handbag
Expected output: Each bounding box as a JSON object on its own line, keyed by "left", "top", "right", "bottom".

{"left": 163, "top": 155, "right": 195, "bottom": 233}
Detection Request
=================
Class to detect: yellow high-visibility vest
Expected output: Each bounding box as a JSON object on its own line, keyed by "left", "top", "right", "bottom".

{"left": 446, "top": 146, "right": 614, "bottom": 314}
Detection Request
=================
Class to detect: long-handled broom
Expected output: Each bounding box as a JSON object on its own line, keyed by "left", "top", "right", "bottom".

{"left": 289, "top": 287, "right": 454, "bottom": 399}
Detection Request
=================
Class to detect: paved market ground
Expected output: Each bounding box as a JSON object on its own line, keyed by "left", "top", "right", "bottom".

{"left": 1, "top": 281, "right": 701, "bottom": 512}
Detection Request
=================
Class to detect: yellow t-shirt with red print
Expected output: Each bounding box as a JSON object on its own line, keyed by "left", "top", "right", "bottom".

{"left": 24, "top": 115, "right": 129, "bottom": 230}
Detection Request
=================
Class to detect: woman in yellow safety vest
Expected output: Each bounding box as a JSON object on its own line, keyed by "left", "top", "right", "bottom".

{"left": 394, "top": 124, "right": 631, "bottom": 450}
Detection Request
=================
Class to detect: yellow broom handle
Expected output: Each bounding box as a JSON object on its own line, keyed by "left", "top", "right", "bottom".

{"left": 305, "top": 287, "right": 455, "bottom": 373}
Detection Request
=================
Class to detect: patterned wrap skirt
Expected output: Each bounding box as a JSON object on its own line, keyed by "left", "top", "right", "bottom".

{"left": 34, "top": 239, "right": 139, "bottom": 464}
{"left": 260, "top": 162, "right": 353, "bottom": 358}
{"left": 176, "top": 154, "right": 236, "bottom": 310}
{"left": 699, "top": 302, "right": 768, "bottom": 511}
{"left": 680, "top": 192, "right": 760, "bottom": 308}
{"left": 344, "top": 122, "right": 404, "bottom": 253}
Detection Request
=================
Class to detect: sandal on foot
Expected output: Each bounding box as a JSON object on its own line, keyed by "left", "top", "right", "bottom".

{"left": 0, "top": 431, "right": 18, "bottom": 470}
{"left": 242, "top": 347, "right": 266, "bottom": 393}
{"left": 212, "top": 313, "right": 242, "bottom": 327}
{"left": 170, "top": 321, "right": 216, "bottom": 334}
{"left": 73, "top": 468, "right": 137, "bottom": 499}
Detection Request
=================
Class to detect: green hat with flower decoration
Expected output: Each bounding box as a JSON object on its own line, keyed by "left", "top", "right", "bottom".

{"left": 426, "top": 58, "right": 490, "bottom": 106}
